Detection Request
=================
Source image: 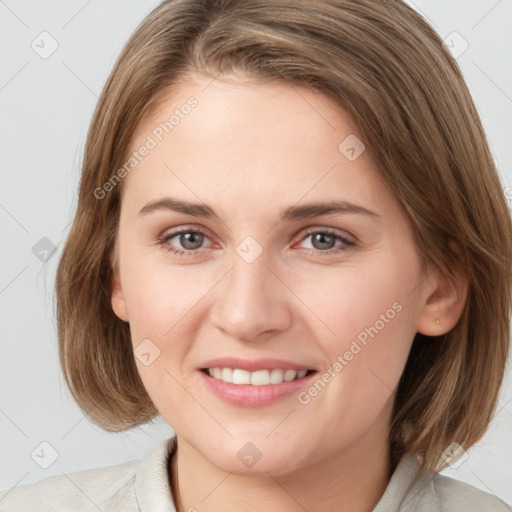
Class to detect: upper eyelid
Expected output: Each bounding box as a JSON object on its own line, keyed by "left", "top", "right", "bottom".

{"left": 160, "top": 224, "right": 353, "bottom": 237}
{"left": 160, "top": 225, "right": 215, "bottom": 243}
{"left": 299, "top": 226, "right": 355, "bottom": 241}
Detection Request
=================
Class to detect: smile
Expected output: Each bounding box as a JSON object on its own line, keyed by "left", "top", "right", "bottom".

{"left": 198, "top": 367, "right": 319, "bottom": 407}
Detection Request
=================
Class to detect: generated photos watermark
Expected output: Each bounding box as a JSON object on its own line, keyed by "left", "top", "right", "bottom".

{"left": 297, "top": 301, "right": 403, "bottom": 404}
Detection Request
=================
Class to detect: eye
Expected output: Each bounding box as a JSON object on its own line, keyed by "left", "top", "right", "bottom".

{"left": 297, "top": 228, "right": 356, "bottom": 254}
{"left": 158, "top": 226, "right": 357, "bottom": 257}
{"left": 158, "top": 228, "right": 211, "bottom": 256}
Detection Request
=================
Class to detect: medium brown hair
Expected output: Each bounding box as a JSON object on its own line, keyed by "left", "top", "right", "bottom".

{"left": 56, "top": 0, "right": 512, "bottom": 472}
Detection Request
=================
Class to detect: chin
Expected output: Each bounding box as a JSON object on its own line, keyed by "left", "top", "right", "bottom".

{"left": 202, "top": 436, "right": 309, "bottom": 477}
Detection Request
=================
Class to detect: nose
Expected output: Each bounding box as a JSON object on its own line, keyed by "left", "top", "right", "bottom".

{"left": 210, "top": 249, "right": 293, "bottom": 342}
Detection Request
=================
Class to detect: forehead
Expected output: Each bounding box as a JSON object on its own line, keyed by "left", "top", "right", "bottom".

{"left": 122, "top": 73, "right": 392, "bottom": 215}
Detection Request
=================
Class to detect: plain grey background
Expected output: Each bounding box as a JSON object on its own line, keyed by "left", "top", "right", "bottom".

{"left": 1, "top": 0, "right": 511, "bottom": 505}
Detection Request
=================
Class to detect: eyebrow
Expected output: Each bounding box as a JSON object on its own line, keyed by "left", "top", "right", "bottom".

{"left": 139, "top": 197, "right": 380, "bottom": 221}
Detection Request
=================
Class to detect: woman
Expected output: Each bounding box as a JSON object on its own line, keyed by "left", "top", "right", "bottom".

{"left": 1, "top": 0, "right": 511, "bottom": 510}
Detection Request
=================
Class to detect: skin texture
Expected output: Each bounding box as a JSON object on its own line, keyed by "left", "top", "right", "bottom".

{"left": 111, "top": 72, "right": 467, "bottom": 512}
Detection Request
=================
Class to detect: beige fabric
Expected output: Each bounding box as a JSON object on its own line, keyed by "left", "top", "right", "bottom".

{"left": 0, "top": 436, "right": 510, "bottom": 511}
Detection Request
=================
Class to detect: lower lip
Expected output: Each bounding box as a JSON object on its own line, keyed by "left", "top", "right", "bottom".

{"left": 197, "top": 370, "right": 318, "bottom": 408}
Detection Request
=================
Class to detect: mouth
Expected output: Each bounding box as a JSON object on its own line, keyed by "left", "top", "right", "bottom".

{"left": 196, "top": 357, "right": 319, "bottom": 407}
{"left": 200, "top": 367, "right": 317, "bottom": 386}
{"left": 197, "top": 366, "right": 319, "bottom": 408}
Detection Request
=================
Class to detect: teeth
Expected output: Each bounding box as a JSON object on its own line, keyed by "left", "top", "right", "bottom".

{"left": 206, "top": 368, "right": 309, "bottom": 385}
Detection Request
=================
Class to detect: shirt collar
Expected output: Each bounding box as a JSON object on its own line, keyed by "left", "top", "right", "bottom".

{"left": 135, "top": 435, "right": 178, "bottom": 512}
{"left": 135, "top": 435, "right": 433, "bottom": 512}
{"left": 373, "top": 452, "right": 435, "bottom": 511}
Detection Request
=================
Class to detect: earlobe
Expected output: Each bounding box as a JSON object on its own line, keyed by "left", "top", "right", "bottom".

{"left": 111, "top": 264, "right": 129, "bottom": 323}
{"left": 416, "top": 266, "right": 468, "bottom": 337}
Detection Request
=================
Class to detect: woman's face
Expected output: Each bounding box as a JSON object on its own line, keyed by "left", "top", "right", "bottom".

{"left": 111, "top": 72, "right": 436, "bottom": 475}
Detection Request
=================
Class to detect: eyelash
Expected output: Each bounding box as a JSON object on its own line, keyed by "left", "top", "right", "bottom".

{"left": 157, "top": 227, "right": 357, "bottom": 257}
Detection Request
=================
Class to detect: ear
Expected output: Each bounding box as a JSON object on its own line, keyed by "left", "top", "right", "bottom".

{"left": 110, "top": 245, "right": 129, "bottom": 322}
{"left": 415, "top": 256, "right": 468, "bottom": 336}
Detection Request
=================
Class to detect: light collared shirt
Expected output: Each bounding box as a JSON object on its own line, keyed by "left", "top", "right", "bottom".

{"left": 0, "top": 436, "right": 510, "bottom": 511}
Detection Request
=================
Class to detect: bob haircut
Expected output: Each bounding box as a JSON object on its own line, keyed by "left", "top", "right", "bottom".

{"left": 56, "top": 0, "right": 512, "bottom": 472}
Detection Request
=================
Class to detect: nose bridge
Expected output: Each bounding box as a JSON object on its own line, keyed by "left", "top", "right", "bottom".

{"left": 228, "top": 246, "right": 271, "bottom": 301}
{"left": 210, "top": 244, "right": 291, "bottom": 340}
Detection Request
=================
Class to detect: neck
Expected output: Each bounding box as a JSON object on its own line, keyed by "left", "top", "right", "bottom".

{"left": 169, "top": 425, "right": 391, "bottom": 512}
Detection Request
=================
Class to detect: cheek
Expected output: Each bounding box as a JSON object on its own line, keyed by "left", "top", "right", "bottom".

{"left": 121, "top": 254, "right": 214, "bottom": 342}
{"left": 291, "top": 255, "right": 417, "bottom": 391}
{"left": 119, "top": 257, "right": 218, "bottom": 407}
{"left": 294, "top": 256, "right": 411, "bottom": 337}
{"left": 121, "top": 261, "right": 202, "bottom": 413}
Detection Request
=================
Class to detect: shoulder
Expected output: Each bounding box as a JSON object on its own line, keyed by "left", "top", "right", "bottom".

{"left": 396, "top": 454, "right": 511, "bottom": 511}
{"left": 0, "top": 458, "right": 140, "bottom": 511}
{"left": 424, "top": 471, "right": 512, "bottom": 511}
{"left": 375, "top": 452, "right": 511, "bottom": 512}
{"left": 0, "top": 436, "right": 177, "bottom": 512}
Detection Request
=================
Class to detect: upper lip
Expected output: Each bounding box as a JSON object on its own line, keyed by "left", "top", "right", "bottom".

{"left": 199, "top": 357, "right": 316, "bottom": 372}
